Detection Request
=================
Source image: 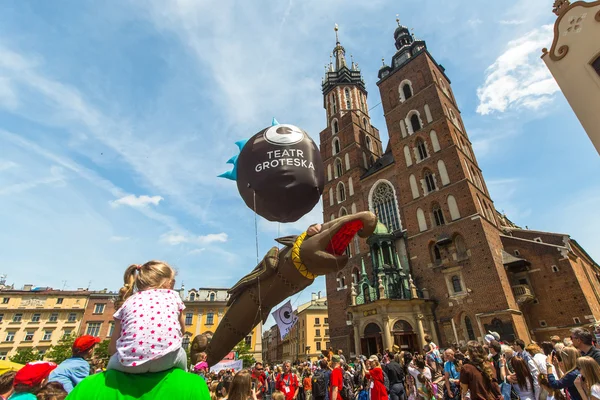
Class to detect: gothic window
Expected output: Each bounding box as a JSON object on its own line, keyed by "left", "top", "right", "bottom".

{"left": 337, "top": 182, "right": 346, "bottom": 203}
{"left": 424, "top": 170, "right": 436, "bottom": 193}
{"left": 593, "top": 55, "right": 600, "bottom": 77}
{"left": 370, "top": 181, "right": 401, "bottom": 232}
{"left": 352, "top": 268, "right": 360, "bottom": 285}
{"left": 336, "top": 272, "right": 346, "bottom": 289}
{"left": 333, "top": 120, "right": 339, "bottom": 135}
{"left": 409, "top": 175, "right": 419, "bottom": 199}
{"left": 360, "top": 94, "right": 366, "bottom": 111}
{"left": 431, "top": 243, "right": 442, "bottom": 264}
{"left": 365, "top": 136, "right": 372, "bottom": 151}
{"left": 430, "top": 131, "right": 440, "bottom": 152}
{"left": 451, "top": 276, "right": 462, "bottom": 293}
{"left": 335, "top": 158, "right": 343, "bottom": 178}
{"left": 332, "top": 137, "right": 341, "bottom": 155}
{"left": 433, "top": 205, "right": 445, "bottom": 226}
{"left": 189, "top": 292, "right": 196, "bottom": 301}
{"left": 417, "top": 208, "right": 428, "bottom": 232}
{"left": 402, "top": 83, "right": 412, "bottom": 100}
{"left": 339, "top": 207, "right": 348, "bottom": 217}
{"left": 416, "top": 139, "right": 428, "bottom": 161}
{"left": 447, "top": 195, "right": 461, "bottom": 220}
{"left": 465, "top": 316, "right": 475, "bottom": 340}
{"left": 209, "top": 293, "right": 215, "bottom": 301}
{"left": 411, "top": 114, "right": 421, "bottom": 132}
{"left": 363, "top": 118, "right": 368, "bottom": 130}
{"left": 345, "top": 88, "right": 352, "bottom": 109}
{"left": 437, "top": 160, "right": 450, "bottom": 186}
{"left": 454, "top": 234, "right": 467, "bottom": 258}
{"left": 404, "top": 146, "right": 412, "bottom": 167}
{"left": 363, "top": 284, "right": 371, "bottom": 303}
{"left": 331, "top": 94, "right": 337, "bottom": 114}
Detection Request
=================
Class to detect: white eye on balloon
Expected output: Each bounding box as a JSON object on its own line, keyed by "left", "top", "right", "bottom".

{"left": 264, "top": 124, "right": 305, "bottom": 145}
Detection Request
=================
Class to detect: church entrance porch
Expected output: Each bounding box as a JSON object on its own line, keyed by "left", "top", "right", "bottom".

{"left": 361, "top": 323, "right": 384, "bottom": 355}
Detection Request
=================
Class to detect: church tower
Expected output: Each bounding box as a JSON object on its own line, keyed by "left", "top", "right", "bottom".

{"left": 320, "top": 25, "right": 384, "bottom": 352}
{"left": 375, "top": 19, "right": 530, "bottom": 344}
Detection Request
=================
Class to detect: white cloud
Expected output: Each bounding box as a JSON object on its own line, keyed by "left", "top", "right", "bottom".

{"left": 187, "top": 248, "right": 205, "bottom": 255}
{"left": 110, "top": 194, "right": 164, "bottom": 208}
{"left": 0, "top": 160, "right": 17, "bottom": 172}
{"left": 160, "top": 232, "right": 228, "bottom": 246}
{"left": 499, "top": 20, "right": 526, "bottom": 25}
{"left": 476, "top": 25, "right": 559, "bottom": 115}
{"left": 0, "top": 165, "right": 66, "bottom": 196}
{"left": 109, "top": 236, "right": 130, "bottom": 242}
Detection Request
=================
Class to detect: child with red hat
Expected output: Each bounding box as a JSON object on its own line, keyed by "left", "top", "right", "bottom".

{"left": 47, "top": 335, "right": 101, "bottom": 393}
{"left": 10, "top": 361, "right": 57, "bottom": 399}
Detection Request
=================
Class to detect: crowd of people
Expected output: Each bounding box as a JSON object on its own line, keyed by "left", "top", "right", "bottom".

{"left": 2, "top": 259, "right": 600, "bottom": 400}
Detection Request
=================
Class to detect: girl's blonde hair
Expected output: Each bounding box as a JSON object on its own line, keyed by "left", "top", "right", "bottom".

{"left": 577, "top": 356, "right": 600, "bottom": 392}
{"left": 560, "top": 346, "right": 580, "bottom": 373}
{"left": 116, "top": 260, "right": 175, "bottom": 308}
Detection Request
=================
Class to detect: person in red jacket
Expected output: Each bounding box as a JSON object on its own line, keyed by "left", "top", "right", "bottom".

{"left": 330, "top": 355, "right": 344, "bottom": 400}
{"left": 276, "top": 361, "right": 299, "bottom": 400}
{"left": 252, "top": 362, "right": 267, "bottom": 400}
{"left": 366, "top": 356, "right": 388, "bottom": 400}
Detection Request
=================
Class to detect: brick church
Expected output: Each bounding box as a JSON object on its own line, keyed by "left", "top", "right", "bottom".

{"left": 319, "top": 21, "right": 600, "bottom": 356}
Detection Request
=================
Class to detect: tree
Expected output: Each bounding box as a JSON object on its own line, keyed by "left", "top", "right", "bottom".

{"left": 94, "top": 339, "right": 110, "bottom": 366}
{"left": 233, "top": 339, "right": 256, "bottom": 368}
{"left": 10, "top": 348, "right": 39, "bottom": 364}
{"left": 46, "top": 334, "right": 76, "bottom": 364}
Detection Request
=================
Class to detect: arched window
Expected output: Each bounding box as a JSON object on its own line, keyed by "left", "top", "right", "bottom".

{"left": 404, "top": 146, "right": 412, "bottom": 167}
{"left": 329, "top": 189, "right": 334, "bottom": 206}
{"left": 365, "top": 136, "right": 372, "bottom": 151}
{"left": 339, "top": 207, "right": 348, "bottom": 217}
{"left": 447, "top": 195, "right": 461, "bottom": 220}
{"left": 424, "top": 170, "right": 436, "bottom": 193}
{"left": 333, "top": 120, "right": 339, "bottom": 135}
{"left": 189, "top": 292, "right": 196, "bottom": 301}
{"left": 431, "top": 244, "right": 442, "bottom": 264}
{"left": 430, "top": 131, "right": 440, "bottom": 152}
{"left": 360, "top": 94, "right": 366, "bottom": 111}
{"left": 351, "top": 203, "right": 357, "bottom": 214}
{"left": 454, "top": 234, "right": 467, "bottom": 258}
{"left": 437, "top": 160, "right": 450, "bottom": 186}
{"left": 345, "top": 153, "right": 351, "bottom": 170}
{"left": 209, "top": 293, "right": 215, "bottom": 302}
{"left": 330, "top": 214, "right": 335, "bottom": 221}
{"left": 337, "top": 182, "right": 346, "bottom": 203}
{"left": 417, "top": 208, "right": 427, "bottom": 232}
{"left": 416, "top": 139, "right": 428, "bottom": 161}
{"left": 337, "top": 272, "right": 346, "bottom": 289}
{"left": 411, "top": 114, "right": 421, "bottom": 132}
{"left": 345, "top": 88, "right": 352, "bottom": 109}
{"left": 452, "top": 276, "right": 462, "bottom": 293}
{"left": 335, "top": 158, "right": 343, "bottom": 178}
{"left": 332, "top": 137, "right": 341, "bottom": 155}
{"left": 402, "top": 84, "right": 413, "bottom": 100}
{"left": 465, "top": 316, "right": 476, "bottom": 340}
{"left": 409, "top": 174, "right": 419, "bottom": 199}
{"left": 363, "top": 118, "right": 368, "bottom": 130}
{"left": 370, "top": 182, "right": 401, "bottom": 232}
{"left": 327, "top": 164, "right": 332, "bottom": 181}
{"left": 331, "top": 94, "right": 337, "bottom": 114}
{"left": 424, "top": 104, "right": 433, "bottom": 123}
{"left": 433, "top": 205, "right": 445, "bottom": 226}
{"left": 352, "top": 268, "right": 360, "bottom": 285}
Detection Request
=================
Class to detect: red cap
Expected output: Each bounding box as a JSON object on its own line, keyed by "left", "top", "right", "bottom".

{"left": 73, "top": 335, "right": 101, "bottom": 353}
{"left": 14, "top": 361, "right": 57, "bottom": 387}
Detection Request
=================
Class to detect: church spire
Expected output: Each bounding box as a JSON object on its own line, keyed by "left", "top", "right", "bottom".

{"left": 333, "top": 24, "right": 347, "bottom": 70}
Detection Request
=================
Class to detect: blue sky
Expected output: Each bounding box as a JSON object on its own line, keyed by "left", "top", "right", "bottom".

{"left": 1, "top": 0, "right": 599, "bottom": 330}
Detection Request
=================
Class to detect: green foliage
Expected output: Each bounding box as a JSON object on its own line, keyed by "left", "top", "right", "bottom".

{"left": 94, "top": 339, "right": 110, "bottom": 366}
{"left": 233, "top": 339, "right": 255, "bottom": 368}
{"left": 46, "top": 334, "right": 76, "bottom": 364}
{"left": 9, "top": 348, "right": 39, "bottom": 364}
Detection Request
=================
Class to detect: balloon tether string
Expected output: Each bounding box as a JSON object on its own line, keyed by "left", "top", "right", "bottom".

{"left": 253, "top": 190, "right": 263, "bottom": 326}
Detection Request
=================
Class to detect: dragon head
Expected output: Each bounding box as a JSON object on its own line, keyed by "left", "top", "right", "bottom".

{"left": 276, "top": 211, "right": 377, "bottom": 277}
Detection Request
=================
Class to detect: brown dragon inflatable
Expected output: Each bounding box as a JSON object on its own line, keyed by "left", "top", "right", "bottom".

{"left": 190, "top": 211, "right": 377, "bottom": 366}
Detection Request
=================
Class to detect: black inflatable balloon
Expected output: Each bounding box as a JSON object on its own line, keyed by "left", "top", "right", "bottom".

{"left": 236, "top": 124, "right": 324, "bottom": 223}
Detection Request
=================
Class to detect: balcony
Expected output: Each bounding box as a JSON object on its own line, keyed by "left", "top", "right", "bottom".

{"left": 512, "top": 284, "right": 535, "bottom": 304}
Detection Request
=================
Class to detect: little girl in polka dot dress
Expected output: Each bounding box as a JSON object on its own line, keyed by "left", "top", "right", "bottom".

{"left": 107, "top": 260, "right": 187, "bottom": 373}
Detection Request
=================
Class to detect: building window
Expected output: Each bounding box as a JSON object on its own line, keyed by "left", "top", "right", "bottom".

{"left": 574, "top": 317, "right": 581, "bottom": 324}
{"left": 370, "top": 181, "right": 401, "bottom": 232}
{"left": 360, "top": 94, "right": 366, "bottom": 111}
{"left": 333, "top": 138, "right": 341, "bottom": 156}
{"left": 417, "top": 208, "right": 428, "bottom": 232}
{"left": 32, "top": 313, "right": 41, "bottom": 322}
{"left": 57, "top": 298, "right": 64, "bottom": 304}
{"left": 432, "top": 244, "right": 442, "bottom": 264}
{"left": 68, "top": 313, "right": 77, "bottom": 322}
{"left": 345, "top": 88, "right": 352, "bottom": 109}
{"left": 94, "top": 304, "right": 105, "bottom": 314}
{"left": 0, "top": 314, "right": 3, "bottom": 322}
{"left": 13, "top": 313, "right": 22, "bottom": 323}
{"left": 592, "top": 55, "right": 600, "bottom": 77}
{"left": 24, "top": 331, "right": 34, "bottom": 341}
{"left": 433, "top": 205, "right": 445, "bottom": 226}
{"left": 86, "top": 323, "right": 101, "bottom": 337}
{"left": 411, "top": 114, "right": 421, "bottom": 132}
{"left": 189, "top": 293, "right": 196, "bottom": 301}
{"left": 209, "top": 293, "right": 216, "bottom": 302}
{"left": 2, "top": 298, "right": 8, "bottom": 304}
{"left": 109, "top": 322, "right": 115, "bottom": 337}
{"left": 5, "top": 332, "right": 15, "bottom": 342}
{"left": 365, "top": 135, "right": 372, "bottom": 152}
{"left": 0, "top": 352, "right": 6, "bottom": 360}
{"left": 336, "top": 272, "right": 346, "bottom": 289}
{"left": 337, "top": 182, "right": 346, "bottom": 203}
{"left": 465, "top": 317, "right": 475, "bottom": 340}
{"left": 63, "top": 330, "right": 72, "bottom": 337}
{"left": 316, "top": 341, "right": 322, "bottom": 351}
{"left": 185, "top": 313, "right": 193, "bottom": 326}
{"left": 324, "top": 318, "right": 329, "bottom": 324}
{"left": 514, "top": 250, "right": 520, "bottom": 256}
{"left": 363, "top": 117, "right": 368, "bottom": 130}
{"left": 451, "top": 276, "right": 462, "bottom": 293}
{"left": 315, "top": 317, "right": 320, "bottom": 325}
{"left": 424, "top": 171, "right": 436, "bottom": 193}
{"left": 333, "top": 120, "right": 339, "bottom": 135}
{"left": 551, "top": 265, "right": 559, "bottom": 272}
{"left": 352, "top": 269, "right": 360, "bottom": 285}
{"left": 402, "top": 83, "right": 413, "bottom": 100}
{"left": 316, "top": 329, "right": 321, "bottom": 337}
{"left": 43, "top": 331, "right": 52, "bottom": 341}
{"left": 245, "top": 335, "right": 252, "bottom": 346}
{"left": 335, "top": 158, "right": 343, "bottom": 178}
{"left": 331, "top": 94, "right": 337, "bottom": 114}
{"left": 49, "top": 313, "right": 58, "bottom": 322}
{"left": 206, "top": 312, "right": 214, "bottom": 325}
{"left": 416, "top": 139, "right": 428, "bottom": 161}
{"left": 325, "top": 329, "right": 330, "bottom": 336}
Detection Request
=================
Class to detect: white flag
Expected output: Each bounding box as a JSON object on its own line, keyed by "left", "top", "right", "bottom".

{"left": 272, "top": 300, "right": 298, "bottom": 340}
